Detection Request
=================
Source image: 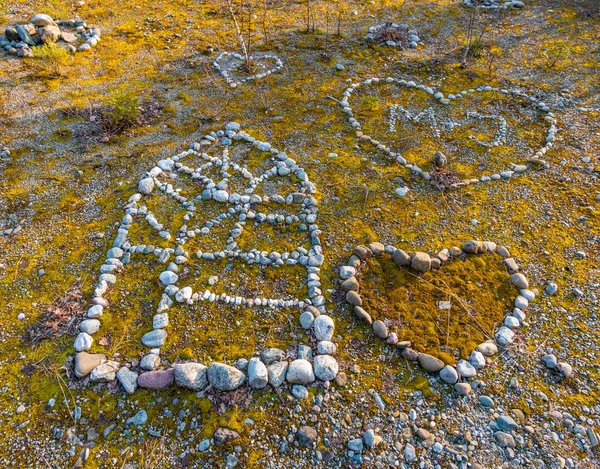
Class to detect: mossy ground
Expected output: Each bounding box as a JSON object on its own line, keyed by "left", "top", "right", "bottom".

{"left": 0, "top": 0, "right": 599, "bottom": 467}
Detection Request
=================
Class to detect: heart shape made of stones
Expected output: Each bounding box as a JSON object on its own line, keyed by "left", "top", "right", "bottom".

{"left": 338, "top": 240, "right": 534, "bottom": 395}
{"left": 213, "top": 51, "right": 284, "bottom": 88}
{"left": 339, "top": 77, "right": 557, "bottom": 190}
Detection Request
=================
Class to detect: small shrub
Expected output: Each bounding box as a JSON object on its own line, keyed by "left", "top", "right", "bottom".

{"left": 467, "top": 38, "right": 485, "bottom": 58}
{"left": 104, "top": 89, "right": 141, "bottom": 131}
{"left": 33, "top": 43, "right": 71, "bottom": 77}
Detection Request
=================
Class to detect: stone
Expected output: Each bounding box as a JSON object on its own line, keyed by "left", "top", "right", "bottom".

{"left": 207, "top": 363, "right": 246, "bottom": 391}
{"left": 469, "top": 350, "right": 486, "bottom": 369}
{"left": 479, "top": 395, "right": 495, "bottom": 407}
{"left": 433, "top": 151, "right": 446, "bottom": 167}
{"left": 75, "top": 352, "right": 106, "bottom": 378}
{"left": 89, "top": 361, "right": 119, "bottom": 382}
{"left": 541, "top": 354, "right": 557, "bottom": 369}
{"left": 141, "top": 329, "right": 167, "bottom": 347}
{"left": 79, "top": 319, "right": 101, "bottom": 335}
{"left": 296, "top": 426, "right": 317, "bottom": 447}
{"left": 214, "top": 427, "right": 240, "bottom": 445}
{"left": 31, "top": 14, "right": 55, "bottom": 26}
{"left": 126, "top": 410, "right": 148, "bottom": 426}
{"left": 510, "top": 273, "right": 529, "bottom": 289}
{"left": 346, "top": 290, "right": 362, "bottom": 306}
{"left": 173, "top": 363, "right": 208, "bottom": 391}
{"left": 477, "top": 341, "right": 498, "bottom": 357}
{"left": 247, "top": 358, "right": 268, "bottom": 389}
{"left": 260, "top": 348, "right": 285, "bottom": 365}
{"left": 545, "top": 283, "right": 558, "bottom": 295}
{"left": 392, "top": 249, "right": 411, "bottom": 266}
{"left": 494, "top": 431, "right": 516, "bottom": 448}
{"left": 16, "top": 25, "right": 36, "bottom": 46}
{"left": 456, "top": 359, "right": 477, "bottom": 378}
{"left": 137, "top": 369, "right": 175, "bottom": 390}
{"left": 159, "top": 271, "right": 178, "bottom": 285}
{"left": 140, "top": 354, "right": 160, "bottom": 370}
{"left": 503, "top": 257, "right": 519, "bottom": 272}
{"left": 401, "top": 347, "right": 419, "bottom": 361}
{"left": 369, "top": 242, "right": 385, "bottom": 255}
{"left": 418, "top": 353, "right": 444, "bottom": 372}
{"left": 353, "top": 306, "right": 372, "bottom": 324}
{"left": 267, "top": 361, "right": 288, "bottom": 387}
{"left": 74, "top": 332, "right": 93, "bottom": 351}
{"left": 339, "top": 265, "right": 356, "bottom": 279}
{"left": 317, "top": 341, "right": 337, "bottom": 354}
{"left": 411, "top": 252, "right": 431, "bottom": 272}
{"left": 348, "top": 438, "right": 363, "bottom": 453}
{"left": 495, "top": 326, "right": 515, "bottom": 346}
{"left": 291, "top": 384, "right": 309, "bottom": 399}
{"left": 116, "top": 367, "right": 138, "bottom": 394}
{"left": 38, "top": 25, "right": 61, "bottom": 44}
{"left": 497, "top": 246, "right": 510, "bottom": 257}
{"left": 497, "top": 415, "right": 518, "bottom": 432}
{"left": 404, "top": 443, "right": 417, "bottom": 461}
{"left": 138, "top": 177, "right": 154, "bottom": 194}
{"left": 439, "top": 365, "right": 458, "bottom": 384}
{"left": 313, "top": 355, "right": 338, "bottom": 381}
{"left": 556, "top": 362, "right": 573, "bottom": 378}
{"left": 372, "top": 320, "right": 388, "bottom": 339}
{"left": 61, "top": 31, "right": 78, "bottom": 43}
{"left": 455, "top": 383, "right": 472, "bottom": 395}
{"left": 463, "top": 240, "right": 481, "bottom": 254}
{"left": 299, "top": 311, "right": 314, "bottom": 329}
{"left": 341, "top": 277, "right": 359, "bottom": 292}
{"left": 313, "top": 315, "right": 334, "bottom": 341}
{"left": 286, "top": 359, "right": 315, "bottom": 384}
{"left": 5, "top": 27, "right": 20, "bottom": 42}
{"left": 363, "top": 429, "right": 382, "bottom": 448}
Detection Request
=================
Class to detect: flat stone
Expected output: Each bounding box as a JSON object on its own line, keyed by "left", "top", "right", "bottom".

{"left": 31, "top": 14, "right": 55, "bottom": 26}
{"left": 137, "top": 369, "right": 175, "bottom": 390}
{"left": 418, "top": 353, "right": 444, "bottom": 372}
{"left": 75, "top": 352, "right": 106, "bottom": 378}
{"left": 455, "top": 383, "right": 472, "bottom": 395}
{"left": 173, "top": 363, "right": 208, "bottom": 391}
{"left": 116, "top": 367, "right": 138, "bottom": 394}
{"left": 207, "top": 363, "right": 246, "bottom": 391}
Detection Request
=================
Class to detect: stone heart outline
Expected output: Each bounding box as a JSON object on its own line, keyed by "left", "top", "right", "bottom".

{"left": 339, "top": 77, "right": 557, "bottom": 190}
{"left": 338, "top": 240, "right": 533, "bottom": 395}
{"left": 213, "top": 51, "right": 284, "bottom": 88}
{"left": 72, "top": 122, "right": 340, "bottom": 394}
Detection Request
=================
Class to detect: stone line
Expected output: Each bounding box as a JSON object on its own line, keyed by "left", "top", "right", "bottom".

{"left": 73, "top": 122, "right": 339, "bottom": 395}
{"left": 339, "top": 77, "right": 557, "bottom": 190}
{"left": 364, "top": 23, "right": 423, "bottom": 49}
{"left": 338, "top": 240, "right": 532, "bottom": 396}
{"left": 212, "top": 51, "right": 284, "bottom": 88}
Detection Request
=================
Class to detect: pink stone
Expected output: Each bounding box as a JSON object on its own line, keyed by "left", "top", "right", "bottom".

{"left": 137, "top": 369, "right": 174, "bottom": 390}
{"left": 386, "top": 332, "right": 399, "bottom": 345}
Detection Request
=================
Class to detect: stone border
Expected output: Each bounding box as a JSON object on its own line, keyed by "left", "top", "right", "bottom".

{"left": 338, "top": 240, "right": 533, "bottom": 395}
{"left": 73, "top": 123, "right": 339, "bottom": 395}
{"left": 365, "top": 23, "right": 423, "bottom": 49}
{"left": 338, "top": 77, "right": 557, "bottom": 190}
{"left": 1, "top": 14, "right": 100, "bottom": 58}
{"left": 0, "top": 146, "right": 23, "bottom": 237}
{"left": 464, "top": 0, "right": 525, "bottom": 9}
{"left": 212, "top": 51, "right": 284, "bottom": 88}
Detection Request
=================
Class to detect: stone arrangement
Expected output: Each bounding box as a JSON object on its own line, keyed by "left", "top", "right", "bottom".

{"left": 212, "top": 51, "right": 284, "bottom": 88}
{"left": 365, "top": 23, "right": 423, "bottom": 49}
{"left": 73, "top": 123, "right": 339, "bottom": 394}
{"left": 1, "top": 13, "right": 100, "bottom": 58}
{"left": 339, "top": 240, "right": 533, "bottom": 395}
{"left": 339, "top": 77, "right": 557, "bottom": 190}
{"left": 464, "top": 0, "right": 525, "bottom": 8}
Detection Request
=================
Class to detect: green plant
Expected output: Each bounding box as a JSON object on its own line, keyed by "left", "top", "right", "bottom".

{"left": 33, "top": 43, "right": 71, "bottom": 77}
{"left": 361, "top": 96, "right": 381, "bottom": 113}
{"left": 104, "top": 89, "right": 141, "bottom": 131}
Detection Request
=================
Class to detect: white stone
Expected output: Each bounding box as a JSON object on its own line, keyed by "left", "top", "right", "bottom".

{"left": 74, "top": 332, "right": 93, "bottom": 351}
{"left": 313, "top": 315, "right": 334, "bottom": 341}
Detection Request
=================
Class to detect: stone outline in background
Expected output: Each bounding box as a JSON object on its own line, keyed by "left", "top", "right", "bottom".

{"left": 463, "top": 0, "right": 526, "bottom": 9}
{"left": 212, "top": 51, "right": 284, "bottom": 88}
{"left": 365, "top": 23, "right": 424, "bottom": 49}
{"left": 72, "top": 123, "right": 340, "bottom": 395}
{"left": 338, "top": 240, "right": 533, "bottom": 395}
{"left": 0, "top": 13, "right": 100, "bottom": 58}
{"left": 338, "top": 77, "right": 557, "bottom": 190}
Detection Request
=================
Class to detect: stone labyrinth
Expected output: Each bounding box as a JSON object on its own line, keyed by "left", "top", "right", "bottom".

{"left": 339, "top": 77, "right": 557, "bottom": 190}
{"left": 74, "top": 123, "right": 340, "bottom": 395}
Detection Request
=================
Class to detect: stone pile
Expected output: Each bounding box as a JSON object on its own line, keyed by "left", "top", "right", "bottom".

{"left": 464, "top": 0, "right": 525, "bottom": 8}
{"left": 338, "top": 77, "right": 557, "bottom": 190}
{"left": 339, "top": 240, "right": 533, "bottom": 395}
{"left": 213, "top": 51, "right": 284, "bottom": 88}
{"left": 72, "top": 123, "right": 339, "bottom": 394}
{"left": 365, "top": 23, "right": 423, "bottom": 49}
{"left": 1, "top": 13, "right": 100, "bottom": 57}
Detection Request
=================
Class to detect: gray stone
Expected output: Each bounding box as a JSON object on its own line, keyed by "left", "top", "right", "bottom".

{"left": 126, "top": 410, "right": 148, "bottom": 426}
{"left": 354, "top": 306, "right": 372, "bottom": 324}
{"left": 494, "top": 431, "right": 515, "bottom": 448}
{"left": 510, "top": 273, "right": 529, "bottom": 289}
{"left": 439, "top": 365, "right": 458, "bottom": 384}
{"left": 296, "top": 426, "right": 317, "bottom": 447}
{"left": 497, "top": 415, "right": 518, "bottom": 432}
{"left": 541, "top": 354, "right": 557, "bottom": 369}
{"left": 313, "top": 315, "right": 334, "bottom": 341}
{"left": 372, "top": 320, "right": 388, "bottom": 339}
{"left": 411, "top": 252, "right": 431, "bottom": 272}
{"left": 260, "top": 348, "right": 285, "bottom": 365}
{"left": 214, "top": 427, "right": 240, "bottom": 445}
{"left": 207, "top": 363, "right": 246, "bottom": 391}
{"left": 90, "top": 361, "right": 119, "bottom": 382}
{"left": 173, "top": 363, "right": 208, "bottom": 391}
{"left": 31, "top": 14, "right": 55, "bottom": 26}
{"left": 286, "top": 359, "right": 314, "bottom": 384}
{"left": 479, "top": 395, "right": 495, "bottom": 407}
{"left": 313, "top": 354, "right": 338, "bottom": 381}
{"left": 418, "top": 353, "right": 444, "bottom": 372}
{"left": 291, "top": 384, "right": 309, "bottom": 399}
{"left": 556, "top": 362, "right": 573, "bottom": 378}
{"left": 392, "top": 249, "right": 411, "bottom": 266}
{"left": 247, "top": 357, "right": 268, "bottom": 389}
{"left": 138, "top": 177, "right": 154, "bottom": 195}
{"left": 75, "top": 352, "right": 106, "bottom": 378}
{"left": 116, "top": 367, "right": 138, "bottom": 394}
{"left": 267, "top": 361, "right": 288, "bottom": 387}
{"left": 495, "top": 326, "right": 515, "bottom": 346}
{"left": 141, "top": 329, "right": 167, "bottom": 347}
